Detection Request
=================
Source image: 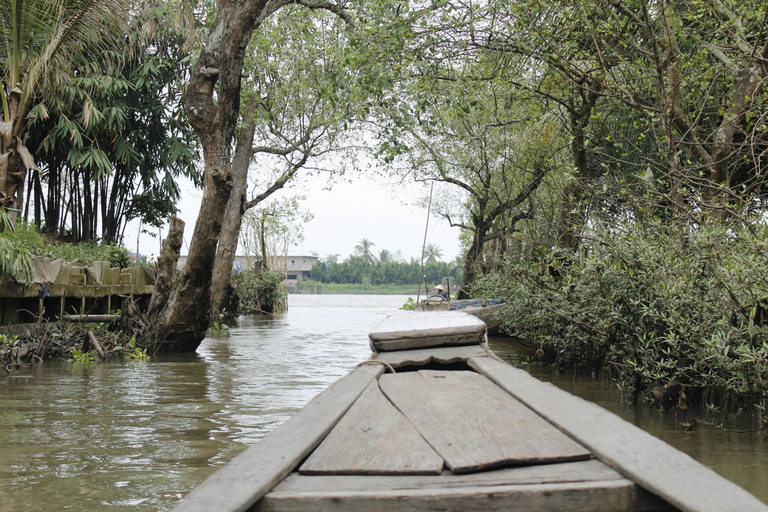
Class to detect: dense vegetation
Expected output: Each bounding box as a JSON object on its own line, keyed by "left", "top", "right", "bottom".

{"left": 309, "top": 256, "right": 462, "bottom": 287}
{"left": 475, "top": 218, "right": 768, "bottom": 407}
{"left": 230, "top": 269, "right": 287, "bottom": 316}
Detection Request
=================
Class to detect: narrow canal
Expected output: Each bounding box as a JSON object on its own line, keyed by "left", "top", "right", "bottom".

{"left": 1, "top": 294, "right": 766, "bottom": 510}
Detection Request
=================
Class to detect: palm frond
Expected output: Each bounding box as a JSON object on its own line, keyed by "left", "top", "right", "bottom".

{"left": 9, "top": 0, "right": 132, "bottom": 117}
{"left": 0, "top": 234, "right": 35, "bottom": 284}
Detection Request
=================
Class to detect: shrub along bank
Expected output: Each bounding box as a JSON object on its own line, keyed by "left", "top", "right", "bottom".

{"left": 475, "top": 219, "right": 768, "bottom": 410}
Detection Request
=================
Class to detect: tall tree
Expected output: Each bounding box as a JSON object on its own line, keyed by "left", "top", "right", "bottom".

{"left": 375, "top": 74, "right": 562, "bottom": 296}
{"left": 209, "top": 6, "right": 356, "bottom": 318}
{"left": 150, "top": 0, "right": 354, "bottom": 350}
{"left": 0, "top": 0, "right": 129, "bottom": 222}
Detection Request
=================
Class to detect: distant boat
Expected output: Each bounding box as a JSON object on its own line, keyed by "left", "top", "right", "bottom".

{"left": 172, "top": 312, "right": 766, "bottom": 512}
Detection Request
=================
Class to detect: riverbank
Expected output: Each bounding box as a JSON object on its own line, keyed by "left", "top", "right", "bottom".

{"left": 295, "top": 281, "right": 425, "bottom": 295}
{"left": 0, "top": 321, "right": 146, "bottom": 372}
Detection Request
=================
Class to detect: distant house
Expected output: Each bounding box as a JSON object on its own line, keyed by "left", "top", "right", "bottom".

{"left": 176, "top": 254, "right": 318, "bottom": 289}
{"left": 267, "top": 255, "right": 318, "bottom": 286}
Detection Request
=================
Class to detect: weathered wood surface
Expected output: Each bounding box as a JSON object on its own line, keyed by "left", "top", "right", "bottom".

{"left": 257, "top": 461, "right": 672, "bottom": 511}
{"left": 299, "top": 380, "right": 444, "bottom": 475}
{"left": 370, "top": 344, "right": 491, "bottom": 368}
{"left": 469, "top": 356, "right": 768, "bottom": 512}
{"left": 378, "top": 370, "right": 591, "bottom": 473}
{"left": 368, "top": 312, "right": 486, "bottom": 352}
{"left": 277, "top": 459, "right": 638, "bottom": 492}
{"left": 172, "top": 364, "right": 385, "bottom": 512}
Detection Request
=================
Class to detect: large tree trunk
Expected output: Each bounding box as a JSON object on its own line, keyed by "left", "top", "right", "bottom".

{"left": 147, "top": 216, "right": 185, "bottom": 318}
{"left": 0, "top": 87, "right": 37, "bottom": 222}
{"left": 150, "top": 1, "right": 264, "bottom": 351}
{"left": 458, "top": 229, "right": 484, "bottom": 300}
{"left": 210, "top": 118, "right": 256, "bottom": 320}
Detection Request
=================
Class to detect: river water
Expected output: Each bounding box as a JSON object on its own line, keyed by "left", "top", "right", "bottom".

{"left": 1, "top": 294, "right": 766, "bottom": 510}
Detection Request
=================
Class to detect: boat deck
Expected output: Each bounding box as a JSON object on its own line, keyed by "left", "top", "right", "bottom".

{"left": 173, "top": 312, "right": 767, "bottom": 512}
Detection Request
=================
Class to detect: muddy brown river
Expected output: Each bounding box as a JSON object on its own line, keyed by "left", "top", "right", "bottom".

{"left": 1, "top": 294, "right": 766, "bottom": 510}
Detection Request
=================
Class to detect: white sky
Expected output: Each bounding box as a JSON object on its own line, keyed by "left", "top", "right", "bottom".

{"left": 123, "top": 172, "right": 462, "bottom": 264}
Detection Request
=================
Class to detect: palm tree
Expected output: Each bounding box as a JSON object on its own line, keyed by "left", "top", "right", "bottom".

{"left": 424, "top": 243, "right": 443, "bottom": 263}
{"left": 0, "top": 0, "right": 129, "bottom": 220}
{"left": 354, "top": 238, "right": 377, "bottom": 263}
{"left": 378, "top": 249, "right": 392, "bottom": 263}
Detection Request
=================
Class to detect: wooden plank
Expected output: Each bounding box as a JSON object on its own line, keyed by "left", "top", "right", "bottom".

{"left": 256, "top": 477, "right": 671, "bottom": 512}
{"left": 370, "top": 344, "right": 490, "bottom": 368}
{"left": 299, "top": 381, "right": 444, "bottom": 475}
{"left": 171, "top": 364, "right": 385, "bottom": 512}
{"left": 276, "top": 459, "right": 632, "bottom": 493}
{"left": 378, "top": 370, "right": 591, "bottom": 473}
{"left": 370, "top": 332, "right": 486, "bottom": 352}
{"left": 469, "top": 356, "right": 768, "bottom": 512}
{"left": 368, "top": 312, "right": 486, "bottom": 351}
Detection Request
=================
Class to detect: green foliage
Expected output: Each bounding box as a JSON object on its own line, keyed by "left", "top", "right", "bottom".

{"left": 25, "top": 1, "right": 200, "bottom": 243}
{"left": 126, "top": 337, "right": 149, "bottom": 362}
{"left": 209, "top": 315, "right": 230, "bottom": 332}
{"left": 310, "top": 256, "right": 462, "bottom": 286}
{"left": 0, "top": 235, "right": 36, "bottom": 284}
{"left": 0, "top": 222, "right": 136, "bottom": 269}
{"left": 476, "top": 219, "right": 768, "bottom": 407}
{"left": 400, "top": 297, "right": 418, "bottom": 310}
{"left": 0, "top": 222, "right": 138, "bottom": 283}
{"left": 0, "top": 334, "right": 19, "bottom": 346}
{"left": 231, "top": 270, "right": 287, "bottom": 315}
{"left": 67, "top": 349, "right": 97, "bottom": 364}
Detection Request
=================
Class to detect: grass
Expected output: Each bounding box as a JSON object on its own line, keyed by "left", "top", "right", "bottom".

{"left": 295, "top": 281, "right": 432, "bottom": 295}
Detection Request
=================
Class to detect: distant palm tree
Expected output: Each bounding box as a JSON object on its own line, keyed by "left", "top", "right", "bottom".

{"left": 379, "top": 249, "right": 392, "bottom": 263}
{"left": 424, "top": 243, "right": 443, "bottom": 263}
{"left": 354, "top": 238, "right": 377, "bottom": 263}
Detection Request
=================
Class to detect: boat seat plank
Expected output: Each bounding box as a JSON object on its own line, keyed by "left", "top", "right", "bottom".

{"left": 469, "top": 356, "right": 768, "bottom": 512}
{"left": 273, "top": 459, "right": 637, "bottom": 493}
{"left": 378, "top": 370, "right": 591, "bottom": 474}
{"left": 171, "top": 364, "right": 385, "bottom": 512}
{"left": 371, "top": 344, "right": 491, "bottom": 369}
{"left": 368, "top": 312, "right": 486, "bottom": 351}
{"left": 255, "top": 471, "right": 672, "bottom": 512}
{"left": 299, "top": 381, "right": 444, "bottom": 475}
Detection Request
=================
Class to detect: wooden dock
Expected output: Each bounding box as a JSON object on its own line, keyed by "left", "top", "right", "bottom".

{"left": 0, "top": 256, "right": 153, "bottom": 334}
{"left": 173, "top": 311, "right": 768, "bottom": 512}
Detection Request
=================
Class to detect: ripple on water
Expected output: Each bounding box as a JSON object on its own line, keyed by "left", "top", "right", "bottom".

{"left": 0, "top": 294, "right": 412, "bottom": 511}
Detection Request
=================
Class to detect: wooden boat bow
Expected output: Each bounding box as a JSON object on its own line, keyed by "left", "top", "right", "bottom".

{"left": 173, "top": 312, "right": 768, "bottom": 512}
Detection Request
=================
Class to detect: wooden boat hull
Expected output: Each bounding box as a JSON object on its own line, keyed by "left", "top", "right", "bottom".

{"left": 173, "top": 312, "right": 768, "bottom": 512}
{"left": 418, "top": 300, "right": 506, "bottom": 333}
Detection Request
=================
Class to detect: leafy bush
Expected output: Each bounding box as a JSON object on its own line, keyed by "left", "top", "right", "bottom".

{"left": 475, "top": 219, "right": 768, "bottom": 407}
{"left": 0, "top": 222, "right": 134, "bottom": 283}
{"left": 231, "top": 269, "right": 286, "bottom": 315}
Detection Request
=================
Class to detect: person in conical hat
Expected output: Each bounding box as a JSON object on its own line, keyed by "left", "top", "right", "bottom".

{"left": 435, "top": 284, "right": 449, "bottom": 300}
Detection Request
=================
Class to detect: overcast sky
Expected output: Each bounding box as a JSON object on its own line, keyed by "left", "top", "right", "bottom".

{"left": 124, "top": 172, "right": 462, "bottom": 264}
